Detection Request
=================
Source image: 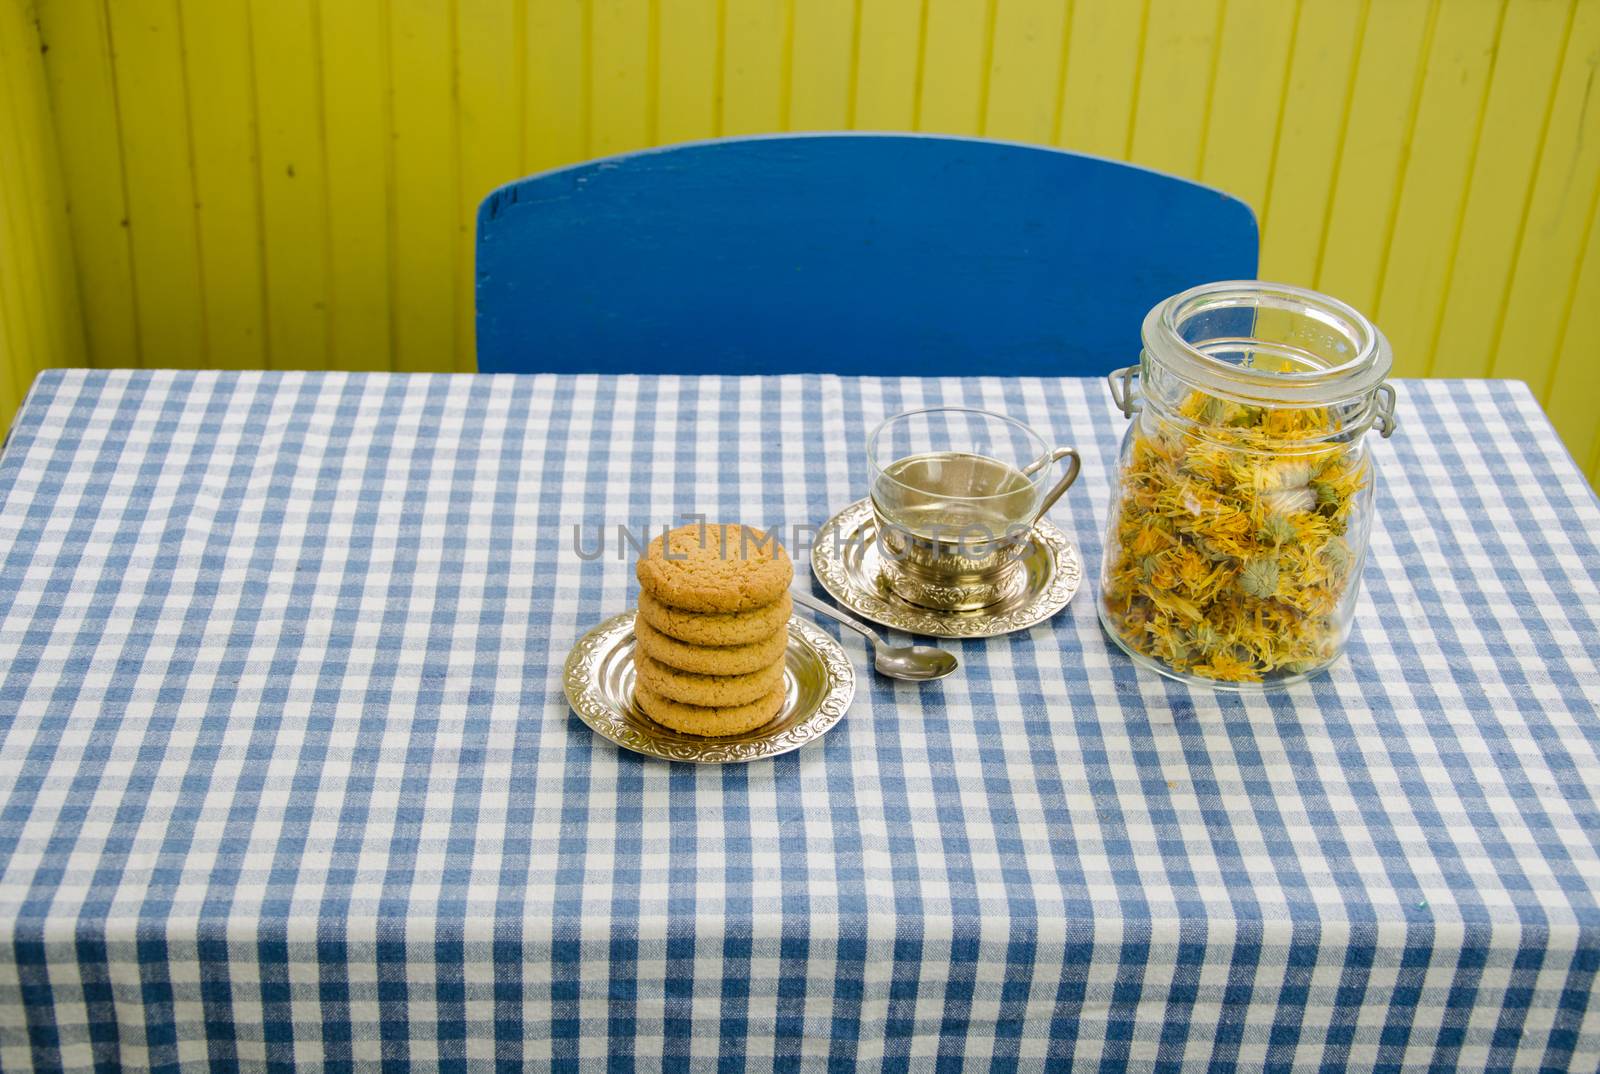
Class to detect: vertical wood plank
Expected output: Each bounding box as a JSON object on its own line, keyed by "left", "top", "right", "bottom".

{"left": 0, "top": 176, "right": 25, "bottom": 412}
{"left": 250, "top": 0, "right": 329, "bottom": 371}
{"left": 1256, "top": 0, "right": 1362, "bottom": 288}
{"left": 1432, "top": 0, "right": 1571, "bottom": 378}
{"left": 177, "top": 0, "right": 267, "bottom": 370}
{"left": 0, "top": 8, "right": 33, "bottom": 414}
{"left": 918, "top": 0, "right": 993, "bottom": 134}
{"left": 1315, "top": 0, "right": 1433, "bottom": 315}
{"left": 526, "top": 0, "right": 588, "bottom": 168}
{"left": 0, "top": 0, "right": 79, "bottom": 395}
{"left": 983, "top": 0, "right": 1069, "bottom": 145}
{"left": 1375, "top": 0, "right": 1504, "bottom": 377}
{"left": 458, "top": 0, "right": 521, "bottom": 371}
{"left": 1197, "top": 0, "right": 1296, "bottom": 212}
{"left": 35, "top": 0, "right": 137, "bottom": 370}
{"left": 106, "top": 0, "right": 207, "bottom": 368}
{"left": 0, "top": 3, "right": 50, "bottom": 399}
{"left": 853, "top": 0, "right": 923, "bottom": 129}
{"left": 789, "top": 0, "right": 855, "bottom": 130}
{"left": 1056, "top": 0, "right": 1145, "bottom": 157}
{"left": 1545, "top": 204, "right": 1600, "bottom": 473}
{"left": 390, "top": 0, "right": 458, "bottom": 372}
{"left": 320, "top": 0, "right": 392, "bottom": 371}
{"left": 722, "top": 0, "right": 787, "bottom": 135}
{"left": 1493, "top": 0, "right": 1600, "bottom": 391}
{"left": 591, "top": 0, "right": 653, "bottom": 154}
{"left": 656, "top": 0, "right": 718, "bottom": 142}
{"left": 1532, "top": 1, "right": 1600, "bottom": 474}
{"left": 1128, "top": 0, "right": 1221, "bottom": 178}
{"left": 11, "top": 0, "right": 86, "bottom": 362}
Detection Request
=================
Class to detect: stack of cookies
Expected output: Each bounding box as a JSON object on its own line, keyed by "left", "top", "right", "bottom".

{"left": 633, "top": 523, "right": 794, "bottom": 737}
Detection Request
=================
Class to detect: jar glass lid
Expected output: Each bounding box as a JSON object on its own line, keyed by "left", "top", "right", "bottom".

{"left": 1142, "top": 280, "right": 1393, "bottom": 405}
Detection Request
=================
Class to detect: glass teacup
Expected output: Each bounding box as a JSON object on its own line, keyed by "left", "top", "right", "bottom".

{"left": 868, "top": 407, "right": 1080, "bottom": 611}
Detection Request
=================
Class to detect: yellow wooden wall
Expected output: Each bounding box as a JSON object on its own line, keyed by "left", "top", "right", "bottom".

{"left": 8, "top": 0, "right": 1600, "bottom": 485}
{"left": 0, "top": 0, "right": 86, "bottom": 430}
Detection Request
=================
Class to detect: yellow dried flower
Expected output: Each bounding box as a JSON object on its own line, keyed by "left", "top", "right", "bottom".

{"left": 1102, "top": 390, "right": 1368, "bottom": 683}
{"left": 1194, "top": 650, "right": 1262, "bottom": 683}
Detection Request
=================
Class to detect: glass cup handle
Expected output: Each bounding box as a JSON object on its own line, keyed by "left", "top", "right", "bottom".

{"left": 1108, "top": 364, "right": 1141, "bottom": 418}
{"left": 1030, "top": 447, "right": 1082, "bottom": 525}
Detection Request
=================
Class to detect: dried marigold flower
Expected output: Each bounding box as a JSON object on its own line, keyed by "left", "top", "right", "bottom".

{"left": 1237, "top": 557, "right": 1281, "bottom": 599}
{"left": 1100, "top": 389, "right": 1368, "bottom": 684}
{"left": 1258, "top": 515, "right": 1297, "bottom": 547}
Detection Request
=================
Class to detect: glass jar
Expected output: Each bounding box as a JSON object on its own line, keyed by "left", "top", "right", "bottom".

{"left": 1099, "top": 281, "right": 1397, "bottom": 690}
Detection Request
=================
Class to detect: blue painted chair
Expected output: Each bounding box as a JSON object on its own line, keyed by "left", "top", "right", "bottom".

{"left": 476, "top": 133, "right": 1257, "bottom": 376}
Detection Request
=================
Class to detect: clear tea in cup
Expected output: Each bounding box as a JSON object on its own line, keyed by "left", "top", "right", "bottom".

{"left": 868, "top": 407, "right": 1079, "bottom": 611}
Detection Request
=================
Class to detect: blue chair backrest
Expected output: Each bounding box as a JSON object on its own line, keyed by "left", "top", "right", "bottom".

{"left": 476, "top": 133, "right": 1257, "bottom": 376}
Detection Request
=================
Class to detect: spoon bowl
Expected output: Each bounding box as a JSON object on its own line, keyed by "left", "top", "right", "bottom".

{"left": 790, "top": 589, "right": 959, "bottom": 682}
{"left": 874, "top": 643, "right": 960, "bottom": 681}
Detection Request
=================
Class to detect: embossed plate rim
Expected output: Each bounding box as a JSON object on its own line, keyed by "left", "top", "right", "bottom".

{"left": 809, "top": 498, "right": 1082, "bottom": 639}
{"left": 564, "top": 611, "right": 856, "bottom": 763}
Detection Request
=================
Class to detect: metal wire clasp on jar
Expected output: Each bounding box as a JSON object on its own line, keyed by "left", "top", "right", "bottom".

{"left": 1100, "top": 281, "right": 1398, "bottom": 690}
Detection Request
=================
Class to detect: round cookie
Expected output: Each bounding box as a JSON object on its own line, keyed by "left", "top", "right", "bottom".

{"left": 635, "top": 523, "right": 793, "bottom": 613}
{"left": 634, "top": 651, "right": 785, "bottom": 708}
{"left": 634, "top": 614, "right": 789, "bottom": 676}
{"left": 638, "top": 589, "right": 793, "bottom": 647}
{"left": 634, "top": 682, "right": 786, "bottom": 738}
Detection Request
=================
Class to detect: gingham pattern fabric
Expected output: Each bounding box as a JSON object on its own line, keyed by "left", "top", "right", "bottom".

{"left": 0, "top": 369, "right": 1595, "bottom": 1073}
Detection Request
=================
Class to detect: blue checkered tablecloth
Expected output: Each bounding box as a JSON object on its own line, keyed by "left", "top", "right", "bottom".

{"left": 0, "top": 369, "right": 1595, "bottom": 1072}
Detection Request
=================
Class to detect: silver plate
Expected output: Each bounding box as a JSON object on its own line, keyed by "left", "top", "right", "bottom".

{"left": 810, "top": 498, "right": 1082, "bottom": 638}
{"left": 564, "top": 612, "right": 855, "bottom": 763}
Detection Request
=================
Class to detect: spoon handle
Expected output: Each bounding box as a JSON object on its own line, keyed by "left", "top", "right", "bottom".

{"left": 790, "top": 590, "right": 884, "bottom": 648}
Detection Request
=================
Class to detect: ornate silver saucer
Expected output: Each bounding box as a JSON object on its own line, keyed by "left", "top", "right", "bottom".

{"left": 809, "top": 498, "right": 1082, "bottom": 639}
{"left": 564, "top": 612, "right": 855, "bottom": 763}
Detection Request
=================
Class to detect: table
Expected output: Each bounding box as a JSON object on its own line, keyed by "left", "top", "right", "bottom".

{"left": 0, "top": 369, "right": 1594, "bottom": 1071}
